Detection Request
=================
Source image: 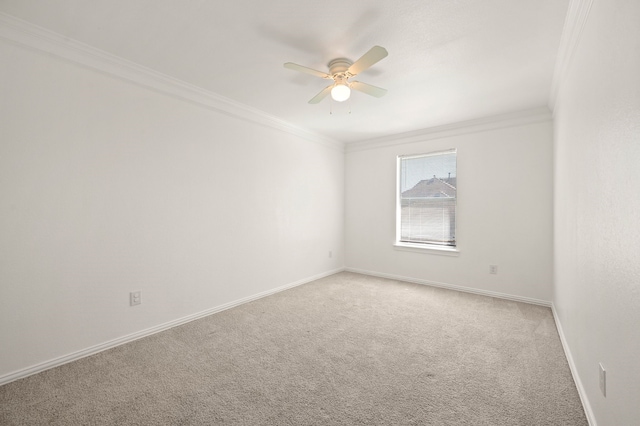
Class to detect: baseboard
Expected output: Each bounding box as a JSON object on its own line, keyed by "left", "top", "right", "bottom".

{"left": 344, "top": 267, "right": 552, "bottom": 306}
{"left": 551, "top": 303, "right": 597, "bottom": 426}
{"left": 0, "top": 267, "right": 345, "bottom": 386}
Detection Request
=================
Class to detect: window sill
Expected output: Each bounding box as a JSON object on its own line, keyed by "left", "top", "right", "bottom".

{"left": 393, "top": 242, "right": 460, "bottom": 256}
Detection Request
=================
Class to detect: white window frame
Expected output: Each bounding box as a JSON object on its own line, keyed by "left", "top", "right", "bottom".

{"left": 394, "top": 149, "right": 459, "bottom": 255}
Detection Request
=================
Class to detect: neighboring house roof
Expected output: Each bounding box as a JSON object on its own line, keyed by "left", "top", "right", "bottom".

{"left": 402, "top": 176, "right": 457, "bottom": 198}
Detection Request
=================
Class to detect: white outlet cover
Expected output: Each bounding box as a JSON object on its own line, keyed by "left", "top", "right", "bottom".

{"left": 130, "top": 291, "right": 141, "bottom": 306}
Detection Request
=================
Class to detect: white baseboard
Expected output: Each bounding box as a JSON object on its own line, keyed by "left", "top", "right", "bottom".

{"left": 0, "top": 267, "right": 345, "bottom": 386}
{"left": 345, "top": 267, "right": 552, "bottom": 306}
{"left": 551, "top": 303, "right": 597, "bottom": 426}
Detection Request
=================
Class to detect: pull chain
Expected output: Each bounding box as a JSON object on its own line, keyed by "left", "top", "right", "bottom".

{"left": 328, "top": 97, "right": 352, "bottom": 115}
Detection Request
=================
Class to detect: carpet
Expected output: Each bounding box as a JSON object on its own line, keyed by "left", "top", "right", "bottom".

{"left": 0, "top": 272, "right": 587, "bottom": 425}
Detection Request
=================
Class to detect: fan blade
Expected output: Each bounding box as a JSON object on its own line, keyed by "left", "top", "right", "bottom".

{"left": 284, "top": 62, "right": 331, "bottom": 79}
{"left": 347, "top": 46, "right": 388, "bottom": 76}
{"left": 350, "top": 81, "right": 387, "bottom": 98}
{"left": 308, "top": 85, "right": 333, "bottom": 104}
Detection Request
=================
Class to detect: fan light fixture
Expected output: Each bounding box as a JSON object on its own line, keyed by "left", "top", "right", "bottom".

{"left": 331, "top": 83, "right": 351, "bottom": 102}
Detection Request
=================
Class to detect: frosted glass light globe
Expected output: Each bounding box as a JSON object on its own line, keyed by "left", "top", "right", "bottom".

{"left": 331, "top": 83, "right": 351, "bottom": 102}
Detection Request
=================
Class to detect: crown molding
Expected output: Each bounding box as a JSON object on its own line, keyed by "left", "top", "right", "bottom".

{"left": 0, "top": 12, "right": 343, "bottom": 151}
{"left": 345, "top": 107, "right": 552, "bottom": 153}
{"left": 548, "top": 0, "right": 595, "bottom": 114}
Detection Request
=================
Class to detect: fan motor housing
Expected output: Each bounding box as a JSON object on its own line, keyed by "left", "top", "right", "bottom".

{"left": 328, "top": 58, "right": 353, "bottom": 75}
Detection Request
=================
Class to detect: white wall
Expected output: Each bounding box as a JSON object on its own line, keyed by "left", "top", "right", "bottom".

{"left": 345, "top": 117, "right": 554, "bottom": 303}
{"left": 0, "top": 39, "right": 344, "bottom": 380}
{"left": 552, "top": 0, "right": 640, "bottom": 424}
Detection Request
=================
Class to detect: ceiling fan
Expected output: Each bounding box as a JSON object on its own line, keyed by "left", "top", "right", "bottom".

{"left": 284, "top": 46, "right": 388, "bottom": 104}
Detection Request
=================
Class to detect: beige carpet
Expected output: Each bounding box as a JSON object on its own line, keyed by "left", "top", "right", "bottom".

{"left": 0, "top": 272, "right": 587, "bottom": 425}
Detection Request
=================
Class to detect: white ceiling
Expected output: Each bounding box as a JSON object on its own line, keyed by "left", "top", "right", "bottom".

{"left": 0, "top": 0, "right": 569, "bottom": 144}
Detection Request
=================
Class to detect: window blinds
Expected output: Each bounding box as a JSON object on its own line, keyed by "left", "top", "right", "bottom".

{"left": 398, "top": 150, "right": 457, "bottom": 246}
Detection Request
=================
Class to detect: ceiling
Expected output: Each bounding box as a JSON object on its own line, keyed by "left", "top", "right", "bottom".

{"left": 0, "top": 0, "right": 569, "bottom": 144}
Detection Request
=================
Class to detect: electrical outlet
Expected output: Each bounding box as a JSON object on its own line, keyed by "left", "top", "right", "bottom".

{"left": 130, "top": 291, "right": 141, "bottom": 306}
{"left": 489, "top": 265, "right": 498, "bottom": 274}
{"left": 599, "top": 363, "right": 606, "bottom": 397}
{"left": 329, "top": 251, "right": 333, "bottom": 258}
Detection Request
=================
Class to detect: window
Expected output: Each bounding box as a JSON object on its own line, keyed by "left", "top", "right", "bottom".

{"left": 396, "top": 149, "right": 457, "bottom": 249}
